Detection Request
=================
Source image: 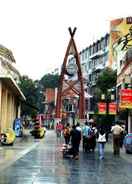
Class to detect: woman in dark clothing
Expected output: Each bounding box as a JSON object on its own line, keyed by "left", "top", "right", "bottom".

{"left": 70, "top": 125, "right": 81, "bottom": 159}
{"left": 63, "top": 123, "right": 70, "bottom": 145}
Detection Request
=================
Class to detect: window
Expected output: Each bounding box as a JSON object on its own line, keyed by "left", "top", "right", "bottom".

{"left": 103, "top": 53, "right": 108, "bottom": 62}
{"left": 94, "top": 59, "right": 97, "bottom": 67}
{"left": 89, "top": 74, "right": 92, "bottom": 81}
{"left": 101, "top": 38, "right": 105, "bottom": 50}
{"left": 105, "top": 35, "right": 109, "bottom": 47}
{"left": 105, "top": 36, "right": 107, "bottom": 47}
{"left": 97, "top": 41, "right": 101, "bottom": 50}
{"left": 82, "top": 52, "right": 84, "bottom": 61}
{"left": 89, "top": 61, "right": 92, "bottom": 69}
{"left": 89, "top": 46, "right": 91, "bottom": 55}
{"left": 120, "top": 60, "right": 123, "bottom": 67}
{"left": 85, "top": 50, "right": 88, "bottom": 59}
{"left": 93, "top": 44, "right": 96, "bottom": 53}
{"left": 95, "top": 43, "right": 98, "bottom": 52}
{"left": 98, "top": 57, "right": 102, "bottom": 64}
{"left": 91, "top": 45, "right": 94, "bottom": 54}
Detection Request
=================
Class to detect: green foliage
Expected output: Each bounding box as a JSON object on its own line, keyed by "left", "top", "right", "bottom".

{"left": 95, "top": 115, "right": 114, "bottom": 131}
{"left": 96, "top": 68, "right": 117, "bottom": 94}
{"left": 40, "top": 73, "right": 59, "bottom": 89}
{"left": 94, "top": 68, "right": 117, "bottom": 128}
{"left": 19, "top": 73, "right": 59, "bottom": 117}
{"left": 19, "top": 75, "right": 38, "bottom": 116}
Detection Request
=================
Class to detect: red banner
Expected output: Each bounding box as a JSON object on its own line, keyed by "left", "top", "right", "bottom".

{"left": 98, "top": 102, "right": 106, "bottom": 114}
{"left": 119, "top": 89, "right": 132, "bottom": 109}
{"left": 108, "top": 102, "right": 117, "bottom": 115}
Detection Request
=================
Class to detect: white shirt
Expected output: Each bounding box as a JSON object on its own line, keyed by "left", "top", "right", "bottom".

{"left": 76, "top": 126, "right": 82, "bottom": 132}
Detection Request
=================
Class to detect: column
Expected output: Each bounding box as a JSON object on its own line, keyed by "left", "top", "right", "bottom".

{"left": 0, "top": 81, "right": 2, "bottom": 133}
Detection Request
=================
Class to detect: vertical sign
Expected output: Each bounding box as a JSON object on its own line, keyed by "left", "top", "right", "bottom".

{"left": 108, "top": 102, "right": 117, "bottom": 115}
{"left": 119, "top": 89, "right": 132, "bottom": 109}
{"left": 98, "top": 102, "right": 106, "bottom": 114}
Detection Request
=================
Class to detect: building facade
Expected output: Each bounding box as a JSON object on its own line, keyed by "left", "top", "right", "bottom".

{"left": 67, "top": 33, "right": 110, "bottom": 117}
{"left": 109, "top": 17, "right": 132, "bottom": 132}
{"left": 67, "top": 18, "right": 132, "bottom": 129}
{"left": 0, "top": 45, "right": 25, "bottom": 132}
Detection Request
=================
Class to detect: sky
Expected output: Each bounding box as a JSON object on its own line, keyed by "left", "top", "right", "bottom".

{"left": 0, "top": 0, "right": 132, "bottom": 80}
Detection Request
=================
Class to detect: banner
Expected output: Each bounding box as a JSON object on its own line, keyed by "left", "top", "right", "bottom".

{"left": 98, "top": 102, "right": 106, "bottom": 114}
{"left": 109, "top": 17, "right": 132, "bottom": 68}
{"left": 108, "top": 102, "right": 117, "bottom": 115}
{"left": 119, "top": 89, "right": 132, "bottom": 109}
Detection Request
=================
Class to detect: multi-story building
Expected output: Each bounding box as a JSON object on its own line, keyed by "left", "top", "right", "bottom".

{"left": 67, "top": 18, "right": 132, "bottom": 129}
{"left": 87, "top": 34, "right": 109, "bottom": 90}
{"left": 0, "top": 45, "right": 25, "bottom": 132}
{"left": 67, "top": 34, "right": 110, "bottom": 116}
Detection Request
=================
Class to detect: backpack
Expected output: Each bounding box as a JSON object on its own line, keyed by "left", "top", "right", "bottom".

{"left": 87, "top": 128, "right": 94, "bottom": 138}
{"left": 98, "top": 133, "right": 106, "bottom": 143}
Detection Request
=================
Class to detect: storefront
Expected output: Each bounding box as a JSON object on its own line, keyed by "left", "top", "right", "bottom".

{"left": 0, "top": 76, "right": 25, "bottom": 132}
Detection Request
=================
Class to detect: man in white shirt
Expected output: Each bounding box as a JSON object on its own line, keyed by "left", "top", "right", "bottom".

{"left": 111, "top": 121, "right": 124, "bottom": 155}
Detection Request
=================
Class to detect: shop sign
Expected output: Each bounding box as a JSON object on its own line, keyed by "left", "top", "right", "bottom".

{"left": 119, "top": 89, "right": 132, "bottom": 109}
{"left": 108, "top": 102, "right": 117, "bottom": 115}
{"left": 98, "top": 102, "right": 106, "bottom": 114}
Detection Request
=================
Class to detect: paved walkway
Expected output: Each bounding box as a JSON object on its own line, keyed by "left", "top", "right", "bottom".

{"left": 0, "top": 129, "right": 41, "bottom": 171}
{"left": 0, "top": 130, "right": 131, "bottom": 184}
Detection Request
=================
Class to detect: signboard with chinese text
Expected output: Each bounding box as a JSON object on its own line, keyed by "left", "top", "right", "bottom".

{"left": 109, "top": 17, "right": 132, "bottom": 75}
{"left": 108, "top": 102, "right": 117, "bottom": 115}
{"left": 98, "top": 102, "right": 106, "bottom": 114}
{"left": 119, "top": 89, "right": 132, "bottom": 109}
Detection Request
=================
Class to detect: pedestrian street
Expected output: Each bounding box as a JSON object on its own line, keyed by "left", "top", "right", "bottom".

{"left": 0, "top": 130, "right": 131, "bottom": 184}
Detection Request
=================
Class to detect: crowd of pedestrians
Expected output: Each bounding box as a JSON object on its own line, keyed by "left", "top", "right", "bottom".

{"left": 55, "top": 119, "right": 126, "bottom": 160}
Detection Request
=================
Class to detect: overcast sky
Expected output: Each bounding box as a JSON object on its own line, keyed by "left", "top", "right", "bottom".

{"left": 0, "top": 0, "right": 132, "bottom": 80}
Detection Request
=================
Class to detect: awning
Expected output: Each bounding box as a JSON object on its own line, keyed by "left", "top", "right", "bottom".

{"left": 0, "top": 75, "right": 26, "bottom": 101}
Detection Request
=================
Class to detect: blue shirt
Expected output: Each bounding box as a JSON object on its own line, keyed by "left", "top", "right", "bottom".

{"left": 82, "top": 125, "right": 90, "bottom": 137}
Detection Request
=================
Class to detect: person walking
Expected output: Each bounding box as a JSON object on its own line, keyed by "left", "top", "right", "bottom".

{"left": 56, "top": 122, "right": 63, "bottom": 138}
{"left": 90, "top": 122, "right": 97, "bottom": 152}
{"left": 70, "top": 125, "right": 81, "bottom": 160}
{"left": 82, "top": 121, "right": 90, "bottom": 152}
{"left": 97, "top": 127, "right": 107, "bottom": 160}
{"left": 63, "top": 123, "right": 71, "bottom": 145}
{"left": 111, "top": 121, "right": 124, "bottom": 155}
{"left": 76, "top": 122, "right": 82, "bottom": 132}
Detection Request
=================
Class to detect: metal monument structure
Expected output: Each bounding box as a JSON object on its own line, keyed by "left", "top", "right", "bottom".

{"left": 55, "top": 27, "right": 85, "bottom": 120}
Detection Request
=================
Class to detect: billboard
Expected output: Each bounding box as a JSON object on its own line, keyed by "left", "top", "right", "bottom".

{"left": 109, "top": 17, "right": 132, "bottom": 70}
{"left": 119, "top": 89, "right": 132, "bottom": 109}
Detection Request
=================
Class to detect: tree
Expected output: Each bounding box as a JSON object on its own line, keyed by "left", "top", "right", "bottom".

{"left": 19, "top": 75, "right": 39, "bottom": 117}
{"left": 19, "top": 73, "right": 60, "bottom": 117}
{"left": 40, "top": 73, "right": 59, "bottom": 89}
{"left": 95, "top": 68, "right": 117, "bottom": 128}
{"left": 96, "top": 67, "right": 117, "bottom": 95}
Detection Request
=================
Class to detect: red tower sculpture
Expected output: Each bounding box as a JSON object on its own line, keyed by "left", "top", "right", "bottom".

{"left": 55, "top": 28, "right": 85, "bottom": 120}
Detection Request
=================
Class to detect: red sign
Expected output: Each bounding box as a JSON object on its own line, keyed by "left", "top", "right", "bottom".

{"left": 120, "top": 89, "right": 132, "bottom": 109}
{"left": 108, "top": 102, "right": 117, "bottom": 115}
{"left": 98, "top": 102, "right": 106, "bottom": 114}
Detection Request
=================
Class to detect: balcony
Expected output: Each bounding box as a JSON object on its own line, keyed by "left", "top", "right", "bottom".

{"left": 95, "top": 64, "right": 104, "bottom": 71}
{"left": 89, "top": 47, "right": 108, "bottom": 59}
